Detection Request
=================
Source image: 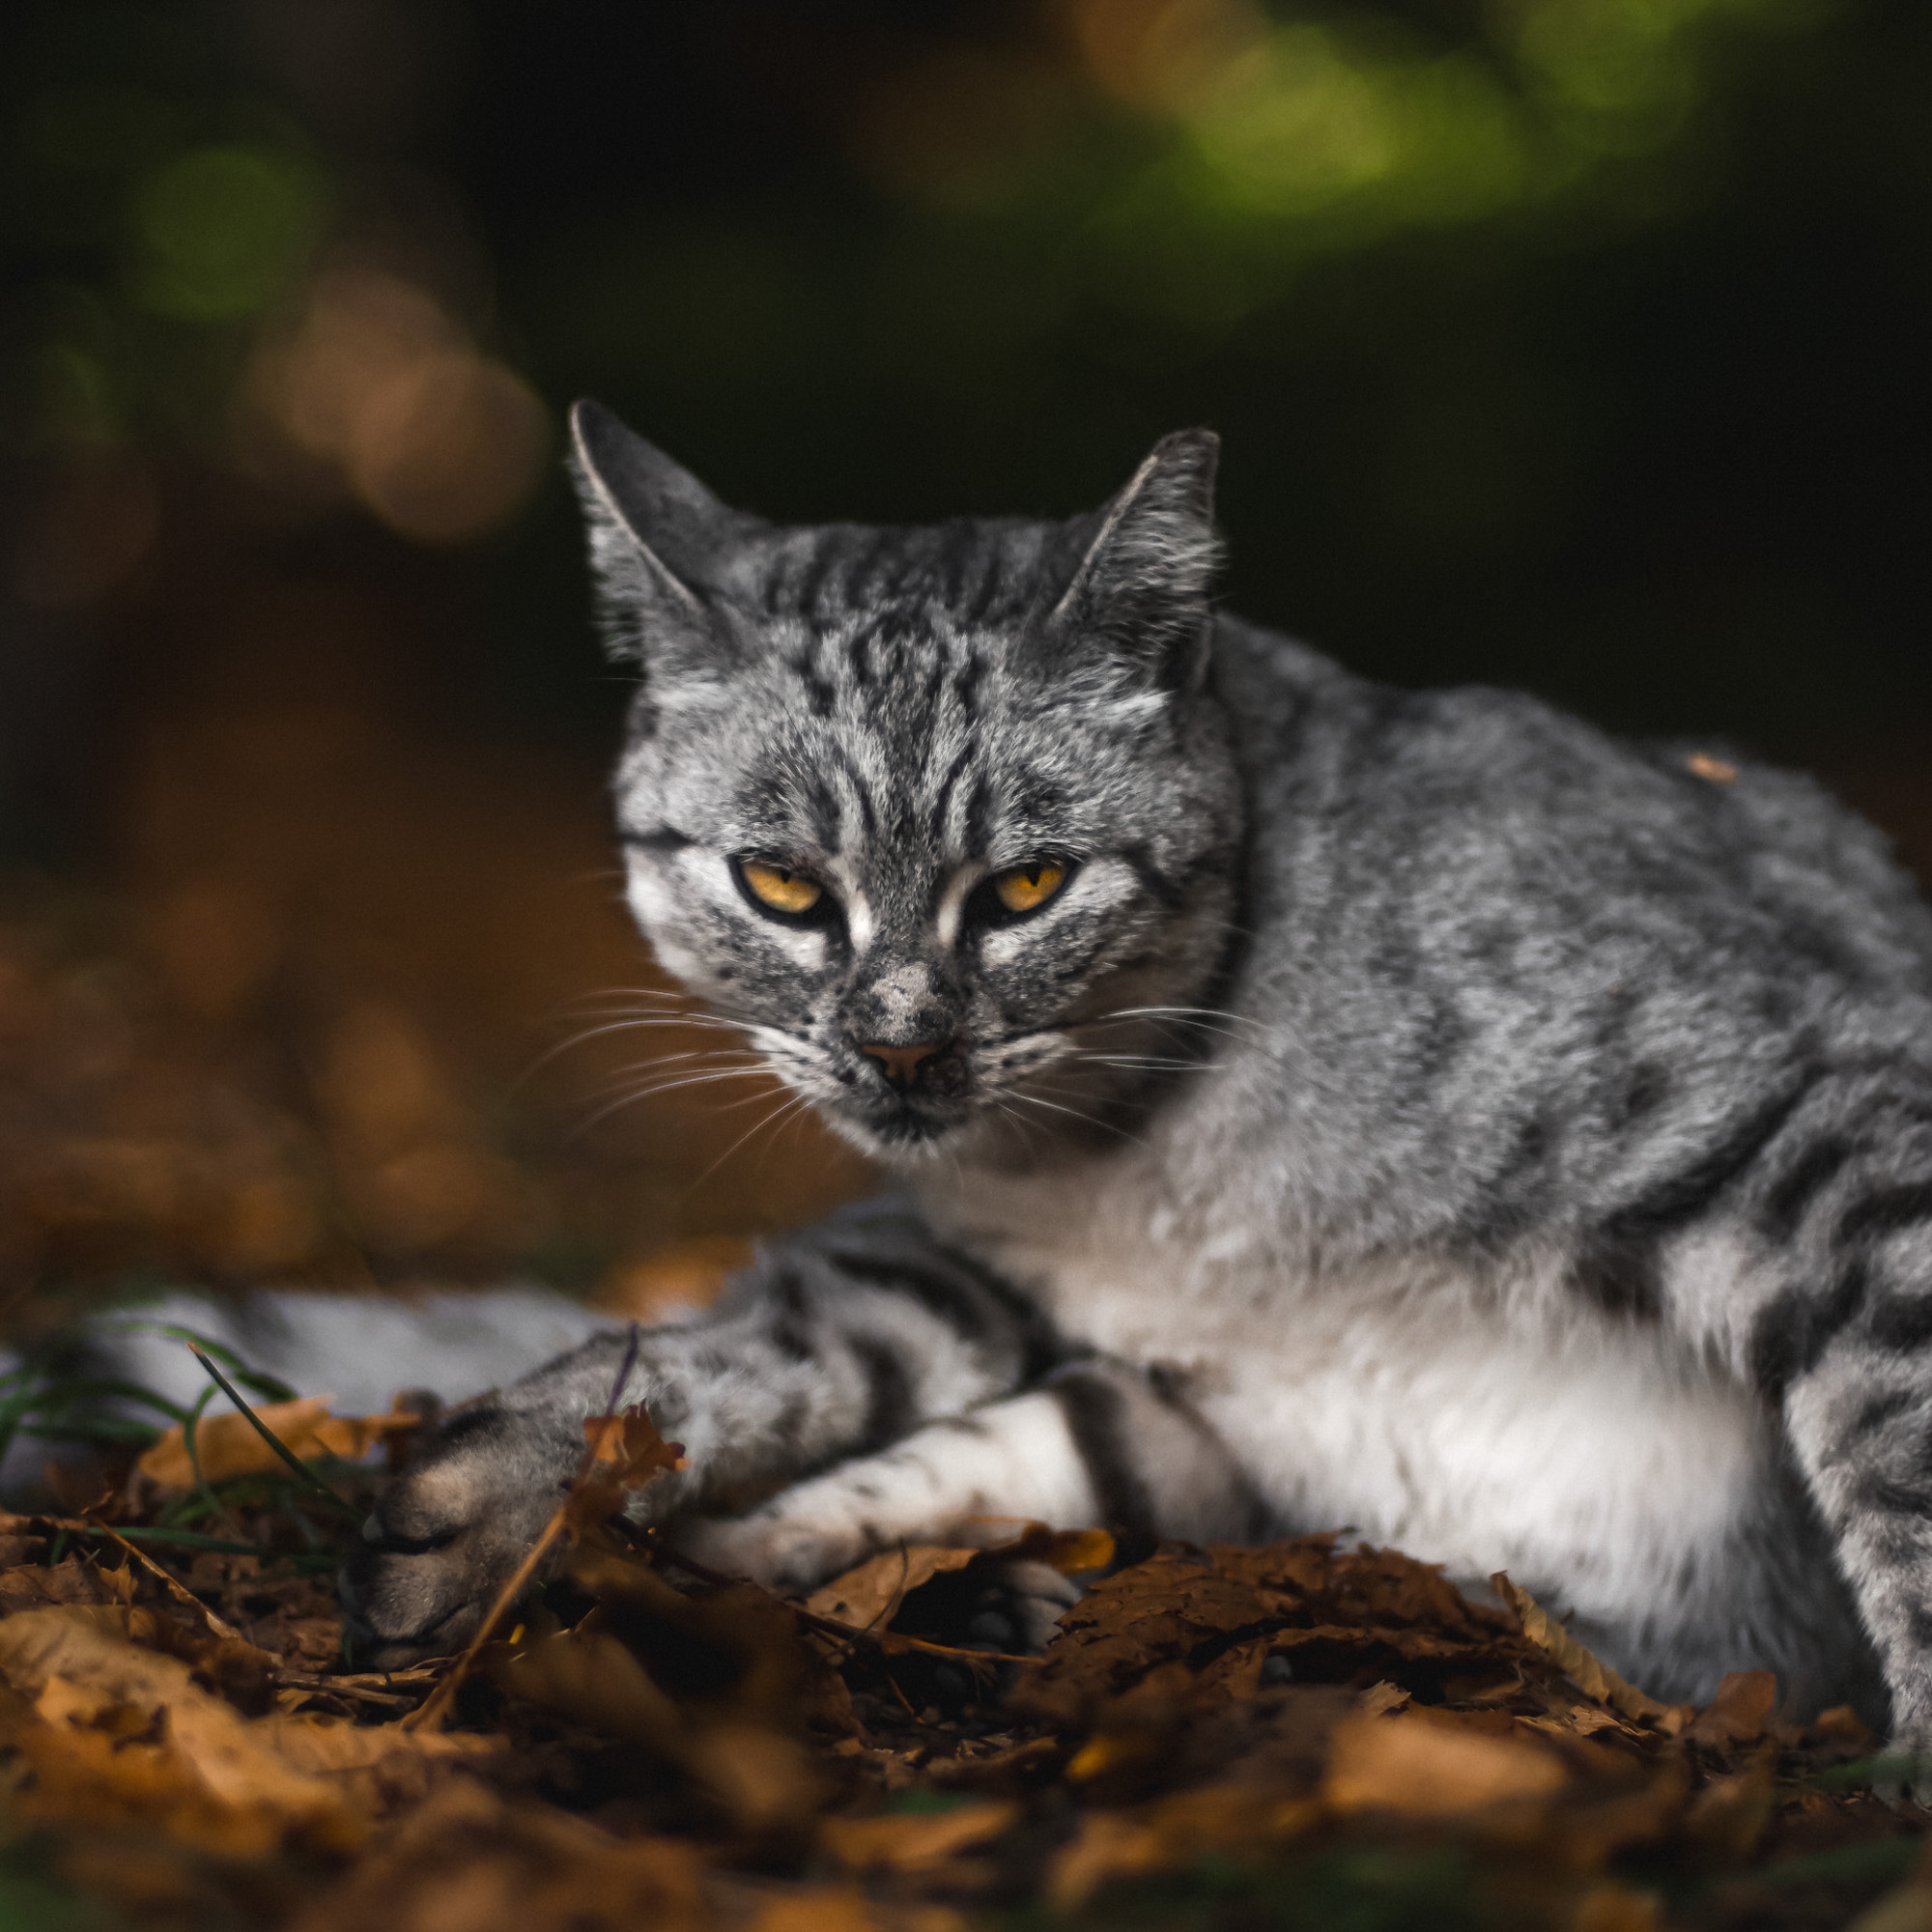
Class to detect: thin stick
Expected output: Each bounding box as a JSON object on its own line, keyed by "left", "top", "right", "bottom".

{"left": 403, "top": 1509, "right": 570, "bottom": 1732}
{"left": 406, "top": 1324, "right": 643, "bottom": 1734}
{"left": 85, "top": 1517, "right": 247, "bottom": 1645}
{"left": 276, "top": 1675, "right": 425, "bottom": 1712}
{"left": 656, "top": 1546, "right": 1037, "bottom": 1668}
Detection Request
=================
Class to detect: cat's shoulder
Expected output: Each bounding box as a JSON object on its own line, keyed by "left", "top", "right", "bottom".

{"left": 1212, "top": 613, "right": 1930, "bottom": 960}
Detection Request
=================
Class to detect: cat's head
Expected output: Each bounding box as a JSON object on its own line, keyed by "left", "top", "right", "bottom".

{"left": 570, "top": 401, "right": 1242, "bottom": 1163}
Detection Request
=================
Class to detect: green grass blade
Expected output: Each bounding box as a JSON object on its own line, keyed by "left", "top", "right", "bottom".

{"left": 186, "top": 1347, "right": 360, "bottom": 1522}
{"left": 98, "top": 1321, "right": 298, "bottom": 1403}
{"left": 19, "top": 1419, "right": 162, "bottom": 1446}
{"left": 85, "top": 1524, "right": 267, "bottom": 1555}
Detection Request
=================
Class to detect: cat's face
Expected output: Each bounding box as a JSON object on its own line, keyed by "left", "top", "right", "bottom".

{"left": 573, "top": 404, "right": 1241, "bottom": 1161}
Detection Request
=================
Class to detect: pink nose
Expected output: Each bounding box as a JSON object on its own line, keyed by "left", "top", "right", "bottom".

{"left": 860, "top": 1041, "right": 946, "bottom": 1089}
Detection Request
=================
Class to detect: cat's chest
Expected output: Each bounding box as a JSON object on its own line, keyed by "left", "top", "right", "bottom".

{"left": 918, "top": 1163, "right": 1777, "bottom": 1609}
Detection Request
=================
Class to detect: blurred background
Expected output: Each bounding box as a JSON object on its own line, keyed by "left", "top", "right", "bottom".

{"left": 0, "top": 0, "right": 1927, "bottom": 1329}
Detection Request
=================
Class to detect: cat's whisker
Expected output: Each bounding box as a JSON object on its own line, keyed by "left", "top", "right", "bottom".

{"left": 571, "top": 1057, "right": 769, "bottom": 1106}
{"left": 990, "top": 1099, "right": 1047, "bottom": 1160}
{"left": 689, "top": 1089, "right": 815, "bottom": 1193}
{"left": 1069, "top": 1051, "right": 1210, "bottom": 1072}
{"left": 1005, "top": 1087, "right": 1145, "bottom": 1148}
{"left": 567, "top": 1065, "right": 781, "bottom": 1138}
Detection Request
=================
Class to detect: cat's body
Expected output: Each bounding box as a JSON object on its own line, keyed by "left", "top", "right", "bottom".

{"left": 335, "top": 406, "right": 1932, "bottom": 1747}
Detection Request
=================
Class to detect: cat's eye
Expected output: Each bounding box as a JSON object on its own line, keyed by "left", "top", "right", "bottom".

{"left": 990, "top": 861, "right": 1067, "bottom": 916}
{"left": 738, "top": 859, "right": 824, "bottom": 917}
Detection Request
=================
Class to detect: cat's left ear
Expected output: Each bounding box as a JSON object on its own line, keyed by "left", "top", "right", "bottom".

{"left": 1049, "top": 429, "right": 1221, "bottom": 693}
{"left": 567, "top": 400, "right": 765, "bottom": 676}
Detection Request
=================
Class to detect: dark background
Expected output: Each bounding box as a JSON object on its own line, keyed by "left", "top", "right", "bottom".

{"left": 0, "top": 0, "right": 1928, "bottom": 1311}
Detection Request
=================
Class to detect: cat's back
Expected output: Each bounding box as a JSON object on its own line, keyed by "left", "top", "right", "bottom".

{"left": 1180, "top": 618, "right": 1932, "bottom": 1253}
{"left": 1213, "top": 614, "right": 1932, "bottom": 1006}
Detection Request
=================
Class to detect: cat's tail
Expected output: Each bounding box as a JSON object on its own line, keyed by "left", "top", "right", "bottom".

{"left": 0, "top": 1283, "right": 619, "bottom": 1505}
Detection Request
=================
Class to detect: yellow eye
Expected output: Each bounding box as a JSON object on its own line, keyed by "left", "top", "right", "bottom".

{"left": 991, "top": 861, "right": 1066, "bottom": 915}
{"left": 739, "top": 859, "right": 824, "bottom": 916}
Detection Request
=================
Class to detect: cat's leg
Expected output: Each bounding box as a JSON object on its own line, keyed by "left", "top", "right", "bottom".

{"left": 342, "top": 1217, "right": 1050, "bottom": 1664}
{"left": 679, "top": 1356, "right": 1268, "bottom": 1602}
{"left": 1675, "top": 1075, "right": 1932, "bottom": 1770}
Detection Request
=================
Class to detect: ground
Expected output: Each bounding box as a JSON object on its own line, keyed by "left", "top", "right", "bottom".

{"left": 0, "top": 1367, "right": 1926, "bottom": 1932}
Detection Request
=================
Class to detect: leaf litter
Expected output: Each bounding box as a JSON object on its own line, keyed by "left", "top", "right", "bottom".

{"left": 0, "top": 1354, "right": 1927, "bottom": 1930}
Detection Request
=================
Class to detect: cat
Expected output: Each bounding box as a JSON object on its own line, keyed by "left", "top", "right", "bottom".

{"left": 337, "top": 398, "right": 1932, "bottom": 1753}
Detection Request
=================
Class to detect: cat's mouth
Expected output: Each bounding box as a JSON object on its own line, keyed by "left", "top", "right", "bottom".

{"left": 821, "top": 1046, "right": 980, "bottom": 1151}
{"left": 838, "top": 1080, "right": 977, "bottom": 1151}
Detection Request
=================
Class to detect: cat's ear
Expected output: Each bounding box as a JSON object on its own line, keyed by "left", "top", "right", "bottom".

{"left": 567, "top": 400, "right": 761, "bottom": 675}
{"left": 1048, "top": 429, "right": 1221, "bottom": 693}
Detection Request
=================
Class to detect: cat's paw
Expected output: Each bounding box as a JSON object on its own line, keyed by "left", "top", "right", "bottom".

{"left": 673, "top": 1504, "right": 862, "bottom": 1594}
{"left": 338, "top": 1405, "right": 575, "bottom": 1668}
{"left": 952, "top": 1557, "right": 1085, "bottom": 1655}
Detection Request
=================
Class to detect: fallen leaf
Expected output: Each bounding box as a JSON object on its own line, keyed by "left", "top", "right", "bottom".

{"left": 1357, "top": 1679, "right": 1411, "bottom": 1718}
{"left": 564, "top": 1404, "right": 686, "bottom": 1535}
{"left": 1686, "top": 1669, "right": 1777, "bottom": 1747}
{"left": 747, "top": 1890, "right": 969, "bottom": 1932}
{"left": 820, "top": 1799, "right": 1018, "bottom": 1872}
{"left": 136, "top": 1395, "right": 420, "bottom": 1490}
{"left": 0, "top": 1553, "right": 134, "bottom": 1613}
{"left": 1685, "top": 1750, "right": 1777, "bottom": 1861}
{"left": 1323, "top": 1708, "right": 1570, "bottom": 1817}
{"left": 807, "top": 1548, "right": 981, "bottom": 1630}
{"left": 284, "top": 1779, "right": 713, "bottom": 1932}
{"left": 1493, "top": 1574, "right": 1690, "bottom": 1731}
{"left": 0, "top": 1605, "right": 355, "bottom": 1852}
{"left": 487, "top": 1624, "right": 684, "bottom": 1752}
{"left": 1047, "top": 1783, "right": 1321, "bottom": 1908}
{"left": 1573, "top": 1884, "right": 1665, "bottom": 1931}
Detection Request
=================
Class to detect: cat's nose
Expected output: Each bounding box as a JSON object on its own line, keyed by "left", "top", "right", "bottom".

{"left": 859, "top": 1040, "right": 948, "bottom": 1089}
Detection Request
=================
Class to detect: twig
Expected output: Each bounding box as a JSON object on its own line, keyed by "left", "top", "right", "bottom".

{"left": 402, "top": 1506, "right": 569, "bottom": 1732}
{"left": 276, "top": 1674, "right": 424, "bottom": 1711}
{"left": 405, "top": 1324, "right": 643, "bottom": 1734}
{"left": 84, "top": 1516, "right": 247, "bottom": 1645}
{"left": 656, "top": 1546, "right": 1037, "bottom": 1668}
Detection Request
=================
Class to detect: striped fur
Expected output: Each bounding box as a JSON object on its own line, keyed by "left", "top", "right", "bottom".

{"left": 346, "top": 405, "right": 1932, "bottom": 1754}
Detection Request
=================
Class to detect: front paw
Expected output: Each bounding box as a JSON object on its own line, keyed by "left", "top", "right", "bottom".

{"left": 338, "top": 1406, "right": 573, "bottom": 1668}
{"left": 674, "top": 1505, "right": 864, "bottom": 1594}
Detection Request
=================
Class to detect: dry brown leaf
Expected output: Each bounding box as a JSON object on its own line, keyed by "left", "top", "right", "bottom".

{"left": 1492, "top": 1573, "right": 1690, "bottom": 1731}
{"left": 1324, "top": 1708, "right": 1570, "bottom": 1817}
{"left": 136, "top": 1394, "right": 419, "bottom": 1490}
{"left": 746, "top": 1890, "right": 970, "bottom": 1932}
{"left": 1814, "top": 1703, "right": 1877, "bottom": 1748}
{"left": 284, "top": 1779, "right": 713, "bottom": 1932}
{"left": 806, "top": 1547, "right": 982, "bottom": 1629}
{"left": 681, "top": 1720, "right": 822, "bottom": 1834}
{"left": 1686, "top": 1668, "right": 1777, "bottom": 1747}
{"left": 0, "top": 1605, "right": 356, "bottom": 1852}
{"left": 1048, "top": 1783, "right": 1322, "bottom": 1908}
{"left": 1573, "top": 1885, "right": 1666, "bottom": 1932}
{"left": 260, "top": 1711, "right": 503, "bottom": 1776}
{"left": 1357, "top": 1679, "right": 1411, "bottom": 1718}
{"left": 1684, "top": 1750, "right": 1778, "bottom": 1861}
{"left": 564, "top": 1404, "right": 686, "bottom": 1535}
{"left": 0, "top": 1553, "right": 134, "bottom": 1613}
{"left": 487, "top": 1625, "right": 684, "bottom": 1751}
{"left": 820, "top": 1799, "right": 1018, "bottom": 1872}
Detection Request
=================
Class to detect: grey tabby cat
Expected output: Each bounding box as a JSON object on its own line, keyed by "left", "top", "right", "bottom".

{"left": 345, "top": 399, "right": 1932, "bottom": 1753}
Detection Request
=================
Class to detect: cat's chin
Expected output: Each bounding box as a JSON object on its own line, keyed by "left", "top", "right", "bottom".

{"left": 813, "top": 1094, "right": 979, "bottom": 1160}
{"left": 834, "top": 1111, "right": 968, "bottom": 1157}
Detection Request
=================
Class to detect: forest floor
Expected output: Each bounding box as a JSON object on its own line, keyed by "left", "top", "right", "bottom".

{"left": 0, "top": 1359, "right": 1926, "bottom": 1932}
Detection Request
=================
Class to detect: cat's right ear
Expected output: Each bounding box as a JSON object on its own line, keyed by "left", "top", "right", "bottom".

{"left": 567, "top": 401, "right": 758, "bottom": 676}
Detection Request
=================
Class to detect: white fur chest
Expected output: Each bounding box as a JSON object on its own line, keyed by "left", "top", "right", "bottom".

{"left": 916, "top": 1157, "right": 1785, "bottom": 1642}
